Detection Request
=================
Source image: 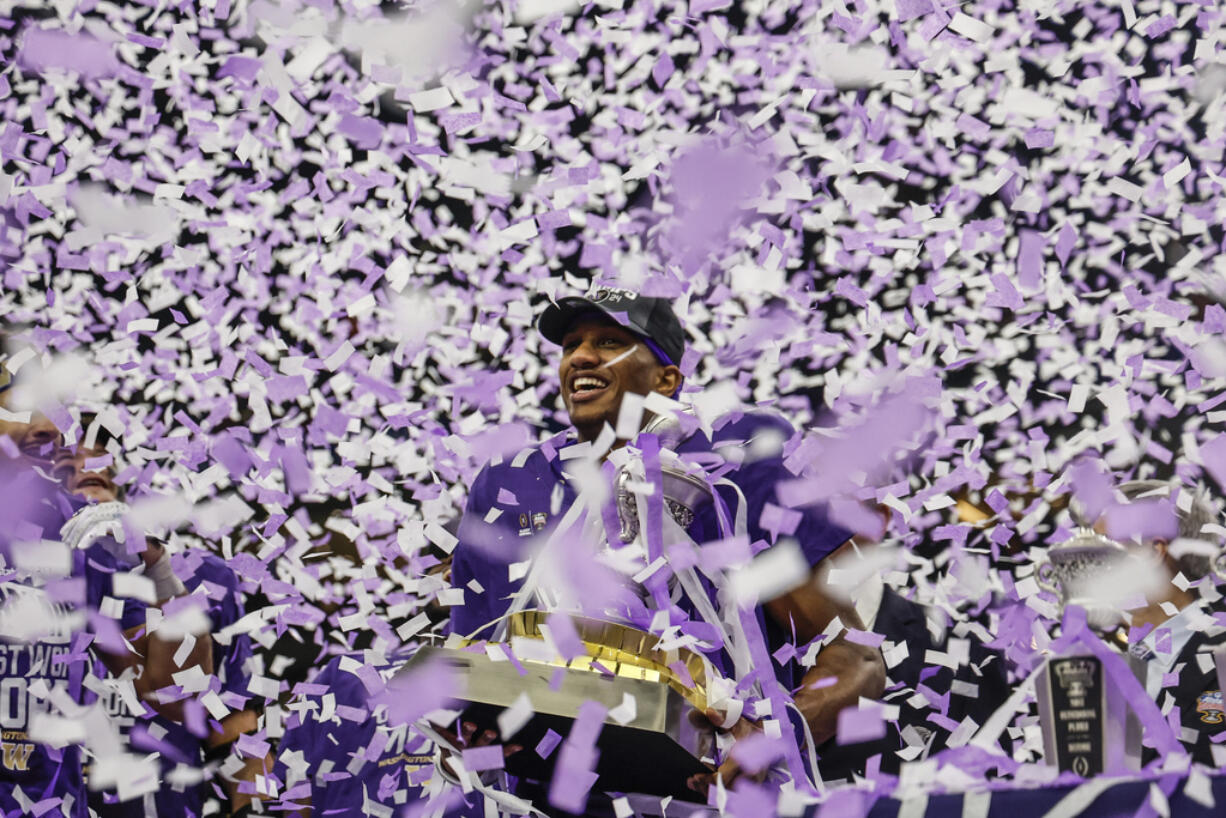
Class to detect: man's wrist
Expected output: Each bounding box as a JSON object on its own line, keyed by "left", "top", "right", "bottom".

{"left": 145, "top": 551, "right": 188, "bottom": 599}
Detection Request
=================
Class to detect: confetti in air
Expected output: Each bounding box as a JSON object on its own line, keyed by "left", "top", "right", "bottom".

{"left": 1, "top": 0, "right": 1226, "bottom": 813}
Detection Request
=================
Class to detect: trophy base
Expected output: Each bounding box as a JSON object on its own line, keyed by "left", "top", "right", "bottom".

{"left": 1036, "top": 652, "right": 1140, "bottom": 775}
{"left": 407, "top": 646, "right": 712, "bottom": 801}
{"left": 463, "top": 701, "right": 710, "bottom": 801}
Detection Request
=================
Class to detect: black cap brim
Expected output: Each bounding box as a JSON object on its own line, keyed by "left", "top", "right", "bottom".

{"left": 537, "top": 297, "right": 650, "bottom": 347}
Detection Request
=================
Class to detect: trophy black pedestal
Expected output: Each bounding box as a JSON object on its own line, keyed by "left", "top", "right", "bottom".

{"left": 1036, "top": 654, "right": 1140, "bottom": 775}
{"left": 405, "top": 642, "right": 713, "bottom": 802}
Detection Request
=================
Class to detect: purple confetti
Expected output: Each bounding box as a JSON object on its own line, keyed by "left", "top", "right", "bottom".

{"left": 536, "top": 728, "right": 562, "bottom": 759}
{"left": 461, "top": 744, "right": 506, "bottom": 772}
{"left": 18, "top": 28, "right": 119, "bottom": 79}
{"left": 836, "top": 705, "right": 887, "bottom": 745}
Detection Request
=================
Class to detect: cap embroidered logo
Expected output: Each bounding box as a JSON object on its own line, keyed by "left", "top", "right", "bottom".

{"left": 588, "top": 287, "right": 639, "bottom": 305}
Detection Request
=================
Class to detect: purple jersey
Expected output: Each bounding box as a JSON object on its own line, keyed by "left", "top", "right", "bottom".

{"left": 90, "top": 550, "right": 254, "bottom": 818}
{"left": 452, "top": 412, "right": 850, "bottom": 674}
{"left": 0, "top": 546, "right": 148, "bottom": 818}
{"left": 276, "top": 647, "right": 446, "bottom": 816}
{"left": 0, "top": 462, "right": 149, "bottom": 817}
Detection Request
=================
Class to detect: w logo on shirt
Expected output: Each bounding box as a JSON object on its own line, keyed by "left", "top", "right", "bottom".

{"left": 1, "top": 741, "right": 33, "bottom": 771}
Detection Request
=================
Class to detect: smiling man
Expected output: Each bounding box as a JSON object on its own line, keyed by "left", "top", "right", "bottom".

{"left": 445, "top": 288, "right": 886, "bottom": 813}
{"left": 541, "top": 288, "right": 685, "bottom": 446}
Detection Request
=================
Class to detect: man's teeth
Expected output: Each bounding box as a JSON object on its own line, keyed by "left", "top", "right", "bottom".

{"left": 573, "top": 377, "right": 607, "bottom": 392}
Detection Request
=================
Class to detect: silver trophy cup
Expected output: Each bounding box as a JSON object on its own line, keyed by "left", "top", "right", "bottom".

{"left": 1034, "top": 527, "right": 1135, "bottom": 631}
{"left": 615, "top": 413, "right": 711, "bottom": 543}
{"left": 1034, "top": 527, "right": 1144, "bottom": 773}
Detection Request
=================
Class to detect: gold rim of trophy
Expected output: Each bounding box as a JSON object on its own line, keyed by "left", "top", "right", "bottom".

{"left": 461, "top": 610, "right": 711, "bottom": 713}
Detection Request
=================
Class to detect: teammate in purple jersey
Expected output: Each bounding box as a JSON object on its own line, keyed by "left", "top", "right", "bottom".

{"left": 41, "top": 426, "right": 268, "bottom": 818}
{"left": 0, "top": 357, "right": 215, "bottom": 816}
{"left": 447, "top": 288, "right": 887, "bottom": 808}
{"left": 277, "top": 645, "right": 475, "bottom": 818}
{"left": 0, "top": 440, "right": 150, "bottom": 817}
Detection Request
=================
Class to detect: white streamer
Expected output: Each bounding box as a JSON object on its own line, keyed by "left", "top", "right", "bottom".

{"left": 1040, "top": 778, "right": 1121, "bottom": 818}
{"left": 969, "top": 661, "right": 1044, "bottom": 752}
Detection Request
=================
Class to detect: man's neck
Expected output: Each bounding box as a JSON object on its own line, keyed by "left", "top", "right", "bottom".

{"left": 573, "top": 422, "right": 600, "bottom": 446}
{"left": 1131, "top": 588, "right": 1198, "bottom": 631}
{"left": 573, "top": 415, "right": 656, "bottom": 458}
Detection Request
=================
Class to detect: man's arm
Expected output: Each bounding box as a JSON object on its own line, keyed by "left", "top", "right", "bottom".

{"left": 81, "top": 530, "right": 212, "bottom": 722}
{"left": 208, "top": 708, "right": 274, "bottom": 811}
{"left": 96, "top": 624, "right": 215, "bottom": 723}
{"left": 765, "top": 567, "right": 886, "bottom": 745}
{"left": 688, "top": 551, "right": 886, "bottom": 794}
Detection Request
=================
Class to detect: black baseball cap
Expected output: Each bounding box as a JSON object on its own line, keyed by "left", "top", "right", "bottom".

{"left": 537, "top": 287, "right": 685, "bottom": 367}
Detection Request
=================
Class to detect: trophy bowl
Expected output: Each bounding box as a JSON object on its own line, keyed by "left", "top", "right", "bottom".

{"left": 616, "top": 463, "right": 712, "bottom": 543}
{"left": 1034, "top": 528, "right": 1134, "bottom": 630}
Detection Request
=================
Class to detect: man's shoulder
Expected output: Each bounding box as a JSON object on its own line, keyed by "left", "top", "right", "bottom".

{"left": 305, "top": 654, "right": 383, "bottom": 708}
{"left": 313, "top": 647, "right": 418, "bottom": 686}
{"left": 679, "top": 409, "right": 797, "bottom": 457}
{"left": 310, "top": 651, "right": 352, "bottom": 679}
{"left": 1176, "top": 624, "right": 1226, "bottom": 736}
{"left": 1183, "top": 621, "right": 1226, "bottom": 663}
{"left": 875, "top": 586, "right": 928, "bottom": 634}
{"left": 712, "top": 409, "right": 795, "bottom": 441}
{"left": 470, "top": 431, "right": 572, "bottom": 490}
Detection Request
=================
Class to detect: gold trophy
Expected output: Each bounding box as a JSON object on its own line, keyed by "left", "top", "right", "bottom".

{"left": 407, "top": 611, "right": 714, "bottom": 799}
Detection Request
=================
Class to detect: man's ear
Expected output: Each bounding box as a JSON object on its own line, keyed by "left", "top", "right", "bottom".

{"left": 654, "top": 365, "right": 683, "bottom": 397}
{"left": 1152, "top": 538, "right": 1175, "bottom": 566}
